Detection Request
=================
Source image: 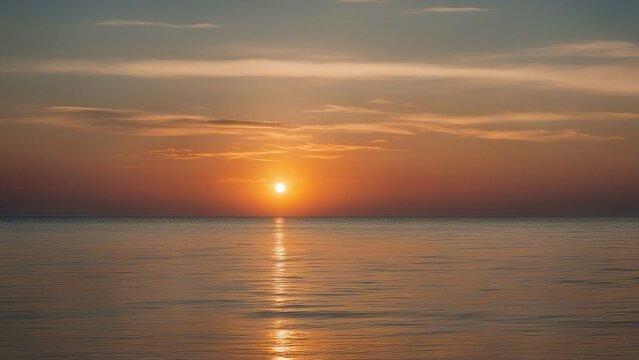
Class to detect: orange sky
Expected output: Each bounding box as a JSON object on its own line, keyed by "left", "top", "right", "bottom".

{"left": 1, "top": 0, "right": 638, "bottom": 216}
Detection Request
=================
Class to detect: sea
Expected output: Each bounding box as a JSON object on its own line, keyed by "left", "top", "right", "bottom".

{"left": 1, "top": 217, "right": 637, "bottom": 359}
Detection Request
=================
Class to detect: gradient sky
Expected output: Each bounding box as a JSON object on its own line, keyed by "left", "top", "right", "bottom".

{"left": 1, "top": 0, "right": 638, "bottom": 216}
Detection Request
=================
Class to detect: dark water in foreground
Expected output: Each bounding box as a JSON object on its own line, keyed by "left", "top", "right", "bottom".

{"left": 0, "top": 218, "right": 638, "bottom": 359}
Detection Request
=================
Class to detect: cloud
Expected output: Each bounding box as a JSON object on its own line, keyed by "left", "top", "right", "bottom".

{"left": 149, "top": 142, "right": 391, "bottom": 161}
{"left": 4, "top": 58, "right": 637, "bottom": 94}
{"left": 145, "top": 119, "right": 618, "bottom": 165}
{"left": 310, "top": 105, "right": 638, "bottom": 124}
{"left": 369, "top": 97, "right": 395, "bottom": 105}
{"left": 478, "top": 41, "right": 639, "bottom": 62}
{"left": 91, "top": 19, "right": 220, "bottom": 29}
{"left": 307, "top": 104, "right": 389, "bottom": 115}
{"left": 213, "top": 43, "right": 350, "bottom": 60}
{"left": 338, "top": 0, "right": 385, "bottom": 3}
{"left": 278, "top": 142, "right": 392, "bottom": 158}
{"left": 298, "top": 154, "right": 344, "bottom": 159}
{"left": 521, "top": 41, "right": 639, "bottom": 59}
{"left": 296, "top": 122, "right": 414, "bottom": 135}
{"left": 24, "top": 106, "right": 286, "bottom": 136}
{"left": 411, "top": 124, "right": 623, "bottom": 142}
{"left": 216, "top": 177, "right": 273, "bottom": 183}
{"left": 147, "top": 148, "right": 203, "bottom": 160}
{"left": 410, "top": 7, "right": 489, "bottom": 14}
{"left": 147, "top": 148, "right": 284, "bottom": 161}
{"left": 8, "top": 105, "right": 634, "bottom": 144}
{"left": 280, "top": 142, "right": 390, "bottom": 152}
{"left": 216, "top": 177, "right": 306, "bottom": 184}
{"left": 394, "top": 111, "right": 639, "bottom": 125}
{"left": 299, "top": 121, "right": 621, "bottom": 142}
{"left": 307, "top": 105, "right": 636, "bottom": 141}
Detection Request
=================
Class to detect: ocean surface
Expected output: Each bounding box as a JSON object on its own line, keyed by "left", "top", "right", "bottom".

{"left": 0, "top": 217, "right": 637, "bottom": 359}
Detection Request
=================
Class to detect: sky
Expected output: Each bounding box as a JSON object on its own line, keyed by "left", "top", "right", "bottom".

{"left": 0, "top": 0, "right": 638, "bottom": 216}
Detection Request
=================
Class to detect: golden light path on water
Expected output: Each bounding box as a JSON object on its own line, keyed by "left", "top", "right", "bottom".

{"left": 272, "top": 217, "right": 295, "bottom": 360}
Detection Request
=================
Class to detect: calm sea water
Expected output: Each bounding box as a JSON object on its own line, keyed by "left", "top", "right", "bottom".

{"left": 0, "top": 218, "right": 637, "bottom": 359}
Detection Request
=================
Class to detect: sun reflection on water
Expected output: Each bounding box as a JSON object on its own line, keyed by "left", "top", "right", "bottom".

{"left": 273, "top": 219, "right": 287, "bottom": 302}
{"left": 272, "top": 217, "right": 292, "bottom": 359}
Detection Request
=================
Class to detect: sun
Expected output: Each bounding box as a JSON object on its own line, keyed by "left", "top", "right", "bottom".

{"left": 274, "top": 182, "right": 286, "bottom": 194}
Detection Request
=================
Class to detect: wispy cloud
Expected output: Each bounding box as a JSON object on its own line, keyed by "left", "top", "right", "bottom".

{"left": 308, "top": 105, "right": 638, "bottom": 124}
{"left": 369, "top": 97, "right": 395, "bottom": 105}
{"left": 414, "top": 125, "right": 623, "bottom": 142}
{"left": 148, "top": 142, "right": 391, "bottom": 161}
{"left": 213, "top": 43, "right": 351, "bottom": 60}
{"left": 4, "top": 58, "right": 637, "bottom": 94}
{"left": 147, "top": 148, "right": 284, "bottom": 161}
{"left": 216, "top": 177, "right": 274, "bottom": 183}
{"left": 307, "top": 104, "right": 389, "bottom": 115}
{"left": 338, "top": 0, "right": 385, "bottom": 3}
{"left": 21, "top": 106, "right": 286, "bottom": 136}
{"left": 91, "top": 19, "right": 221, "bottom": 29}
{"left": 307, "top": 105, "right": 636, "bottom": 141}
{"left": 410, "top": 7, "right": 489, "bottom": 14}
{"left": 520, "top": 40, "right": 639, "bottom": 59}
{"left": 7, "top": 105, "right": 634, "bottom": 143}
{"left": 394, "top": 111, "right": 639, "bottom": 125}
{"left": 277, "top": 142, "right": 392, "bottom": 159}
{"left": 296, "top": 122, "right": 414, "bottom": 135}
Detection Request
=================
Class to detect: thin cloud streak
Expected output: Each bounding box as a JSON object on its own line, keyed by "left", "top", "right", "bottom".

{"left": 216, "top": 177, "right": 273, "bottom": 183}
{"left": 278, "top": 142, "right": 392, "bottom": 153}
{"left": 308, "top": 105, "right": 639, "bottom": 124}
{"left": 214, "top": 43, "right": 351, "bottom": 60}
{"left": 306, "top": 105, "right": 635, "bottom": 141}
{"left": 92, "top": 19, "right": 221, "bottom": 29}
{"left": 413, "top": 124, "right": 624, "bottom": 142}
{"left": 26, "top": 106, "right": 286, "bottom": 136}
{"left": 4, "top": 58, "right": 637, "bottom": 94}
{"left": 147, "top": 148, "right": 284, "bottom": 161}
{"left": 308, "top": 104, "right": 389, "bottom": 115}
{"left": 296, "top": 122, "right": 414, "bottom": 135}
{"left": 7, "top": 106, "right": 633, "bottom": 143}
{"left": 395, "top": 111, "right": 639, "bottom": 125}
{"left": 338, "top": 0, "right": 384, "bottom": 3}
{"left": 148, "top": 142, "right": 391, "bottom": 161}
{"left": 369, "top": 97, "right": 395, "bottom": 105}
{"left": 521, "top": 41, "right": 639, "bottom": 59}
{"left": 410, "top": 7, "right": 489, "bottom": 14}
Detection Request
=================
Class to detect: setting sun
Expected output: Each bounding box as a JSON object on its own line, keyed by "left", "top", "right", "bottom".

{"left": 274, "top": 182, "right": 286, "bottom": 194}
{"left": 1, "top": 2, "right": 638, "bottom": 360}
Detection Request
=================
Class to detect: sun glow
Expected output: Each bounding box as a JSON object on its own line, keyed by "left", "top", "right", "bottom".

{"left": 274, "top": 182, "right": 286, "bottom": 194}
